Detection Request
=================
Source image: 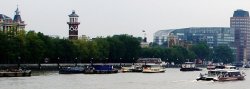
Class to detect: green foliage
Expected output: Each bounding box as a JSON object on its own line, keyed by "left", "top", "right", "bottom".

{"left": 0, "top": 31, "right": 235, "bottom": 64}
{"left": 190, "top": 43, "right": 210, "bottom": 60}
{"left": 213, "top": 45, "right": 234, "bottom": 63}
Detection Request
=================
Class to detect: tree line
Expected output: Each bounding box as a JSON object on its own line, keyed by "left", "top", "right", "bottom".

{"left": 0, "top": 30, "right": 234, "bottom": 64}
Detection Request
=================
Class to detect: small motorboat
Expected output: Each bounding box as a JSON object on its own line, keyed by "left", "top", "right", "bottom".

{"left": 180, "top": 62, "right": 202, "bottom": 71}
{"left": 59, "top": 66, "right": 85, "bottom": 74}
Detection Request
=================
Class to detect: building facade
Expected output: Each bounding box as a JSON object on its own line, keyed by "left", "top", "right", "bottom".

{"left": 0, "top": 7, "right": 26, "bottom": 34}
{"left": 230, "top": 9, "right": 250, "bottom": 62}
{"left": 153, "top": 27, "right": 235, "bottom": 49}
{"left": 67, "top": 10, "right": 80, "bottom": 40}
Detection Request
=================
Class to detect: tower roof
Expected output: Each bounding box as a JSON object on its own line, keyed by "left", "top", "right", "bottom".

{"left": 68, "top": 10, "right": 79, "bottom": 17}
{"left": 233, "top": 9, "right": 249, "bottom": 17}
{"left": 13, "top": 7, "right": 23, "bottom": 23}
{"left": 15, "top": 6, "right": 20, "bottom": 15}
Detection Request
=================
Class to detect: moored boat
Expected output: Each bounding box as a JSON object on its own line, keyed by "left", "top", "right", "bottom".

{"left": 0, "top": 68, "right": 31, "bottom": 77}
{"left": 130, "top": 65, "right": 143, "bottom": 72}
{"left": 142, "top": 64, "right": 165, "bottom": 73}
{"left": 121, "top": 65, "right": 134, "bottom": 72}
{"left": 180, "top": 62, "right": 202, "bottom": 71}
{"left": 59, "top": 66, "right": 85, "bottom": 74}
{"left": 84, "top": 65, "right": 118, "bottom": 74}
{"left": 121, "top": 65, "right": 143, "bottom": 72}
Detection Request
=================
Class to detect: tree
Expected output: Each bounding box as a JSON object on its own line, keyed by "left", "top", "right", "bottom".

{"left": 25, "top": 31, "right": 46, "bottom": 63}
{"left": 213, "top": 45, "right": 234, "bottom": 63}
{"left": 190, "top": 43, "right": 210, "bottom": 61}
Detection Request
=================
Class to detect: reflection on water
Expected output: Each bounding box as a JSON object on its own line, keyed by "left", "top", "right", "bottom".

{"left": 0, "top": 68, "right": 249, "bottom": 89}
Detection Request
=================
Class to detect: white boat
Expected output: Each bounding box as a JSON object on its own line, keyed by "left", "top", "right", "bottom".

{"left": 142, "top": 64, "right": 165, "bottom": 73}
{"left": 197, "top": 69, "right": 245, "bottom": 81}
{"left": 121, "top": 65, "right": 143, "bottom": 72}
{"left": 121, "top": 65, "right": 134, "bottom": 72}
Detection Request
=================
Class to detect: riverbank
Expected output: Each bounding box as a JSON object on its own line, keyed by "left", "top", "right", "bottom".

{"left": 0, "top": 63, "right": 207, "bottom": 70}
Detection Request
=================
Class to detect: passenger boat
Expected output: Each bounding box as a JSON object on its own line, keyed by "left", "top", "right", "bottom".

{"left": 180, "top": 62, "right": 202, "bottom": 71}
{"left": 196, "top": 69, "right": 246, "bottom": 81}
{"left": 0, "top": 68, "right": 31, "bottom": 77}
{"left": 142, "top": 64, "right": 165, "bottom": 73}
{"left": 59, "top": 66, "right": 85, "bottom": 74}
{"left": 84, "top": 65, "right": 118, "bottom": 74}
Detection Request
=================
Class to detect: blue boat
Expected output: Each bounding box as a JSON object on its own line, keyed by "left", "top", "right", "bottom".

{"left": 84, "top": 65, "right": 118, "bottom": 74}
{"left": 59, "top": 66, "right": 85, "bottom": 74}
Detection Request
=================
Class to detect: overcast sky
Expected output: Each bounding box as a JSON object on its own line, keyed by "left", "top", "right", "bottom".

{"left": 1, "top": 0, "right": 249, "bottom": 42}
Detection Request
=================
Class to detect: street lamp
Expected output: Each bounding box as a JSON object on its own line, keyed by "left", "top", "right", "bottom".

{"left": 91, "top": 58, "right": 93, "bottom": 66}
{"left": 120, "top": 58, "right": 122, "bottom": 67}
{"left": 105, "top": 58, "right": 109, "bottom": 65}
{"left": 57, "top": 57, "right": 60, "bottom": 69}
{"left": 132, "top": 57, "right": 135, "bottom": 65}
{"left": 18, "top": 56, "right": 21, "bottom": 69}
{"left": 75, "top": 57, "right": 78, "bottom": 66}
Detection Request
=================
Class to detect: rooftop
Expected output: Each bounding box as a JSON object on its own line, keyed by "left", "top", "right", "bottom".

{"left": 68, "top": 10, "right": 79, "bottom": 17}
{"left": 233, "top": 9, "right": 249, "bottom": 17}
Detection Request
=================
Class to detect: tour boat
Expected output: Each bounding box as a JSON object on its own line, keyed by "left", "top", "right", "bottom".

{"left": 59, "top": 66, "right": 85, "bottom": 74}
{"left": 180, "top": 62, "right": 202, "bottom": 71}
{"left": 0, "top": 68, "right": 31, "bottom": 77}
{"left": 142, "top": 64, "right": 165, "bottom": 73}
{"left": 84, "top": 65, "right": 118, "bottom": 74}
{"left": 196, "top": 69, "right": 246, "bottom": 81}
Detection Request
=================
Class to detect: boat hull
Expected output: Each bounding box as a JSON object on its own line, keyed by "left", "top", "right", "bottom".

{"left": 180, "top": 68, "right": 202, "bottom": 71}
{"left": 142, "top": 69, "right": 165, "bottom": 73}
{"left": 84, "top": 65, "right": 118, "bottom": 74}
{"left": 84, "top": 70, "right": 118, "bottom": 74}
{"left": 59, "top": 67, "right": 85, "bottom": 74}
{"left": 214, "top": 76, "right": 245, "bottom": 81}
{"left": 196, "top": 76, "right": 215, "bottom": 81}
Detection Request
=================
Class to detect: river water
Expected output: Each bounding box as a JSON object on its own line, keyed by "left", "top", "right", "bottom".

{"left": 0, "top": 68, "right": 250, "bottom": 89}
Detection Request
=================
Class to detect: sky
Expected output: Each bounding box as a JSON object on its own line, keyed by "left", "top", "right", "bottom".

{"left": 0, "top": 0, "right": 250, "bottom": 42}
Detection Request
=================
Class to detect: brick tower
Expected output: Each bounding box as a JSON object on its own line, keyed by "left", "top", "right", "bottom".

{"left": 67, "top": 10, "right": 80, "bottom": 40}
